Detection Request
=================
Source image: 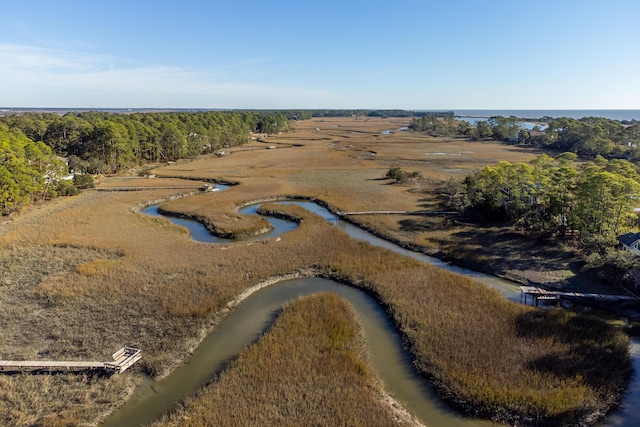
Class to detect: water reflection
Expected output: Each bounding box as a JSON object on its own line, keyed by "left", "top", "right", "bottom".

{"left": 103, "top": 278, "right": 493, "bottom": 427}
{"left": 141, "top": 203, "right": 297, "bottom": 243}
{"left": 139, "top": 196, "right": 638, "bottom": 426}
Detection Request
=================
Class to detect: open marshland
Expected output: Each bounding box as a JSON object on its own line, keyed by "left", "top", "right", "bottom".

{"left": 0, "top": 117, "right": 631, "bottom": 426}
{"left": 151, "top": 292, "right": 419, "bottom": 427}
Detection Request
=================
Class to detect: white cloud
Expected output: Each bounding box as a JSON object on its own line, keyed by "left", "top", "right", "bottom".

{"left": 0, "top": 44, "right": 349, "bottom": 108}
{"left": 0, "top": 44, "right": 107, "bottom": 75}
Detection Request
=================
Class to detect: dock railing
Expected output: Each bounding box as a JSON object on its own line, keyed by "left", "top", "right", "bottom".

{"left": 520, "top": 286, "right": 637, "bottom": 306}
{"left": 0, "top": 346, "right": 141, "bottom": 374}
{"left": 104, "top": 347, "right": 142, "bottom": 373}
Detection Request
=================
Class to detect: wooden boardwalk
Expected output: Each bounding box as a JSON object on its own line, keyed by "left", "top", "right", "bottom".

{"left": 338, "top": 210, "right": 458, "bottom": 216}
{"left": 520, "top": 286, "right": 637, "bottom": 306}
{"left": 0, "top": 347, "right": 141, "bottom": 374}
{"left": 96, "top": 186, "right": 200, "bottom": 192}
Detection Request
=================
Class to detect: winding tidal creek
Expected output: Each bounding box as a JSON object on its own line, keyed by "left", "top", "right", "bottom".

{"left": 102, "top": 198, "right": 640, "bottom": 426}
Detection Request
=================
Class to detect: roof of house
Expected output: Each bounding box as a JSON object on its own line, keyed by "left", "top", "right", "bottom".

{"left": 617, "top": 232, "right": 640, "bottom": 246}
{"left": 529, "top": 130, "right": 546, "bottom": 137}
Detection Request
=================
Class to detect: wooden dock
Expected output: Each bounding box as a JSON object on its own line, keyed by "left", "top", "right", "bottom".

{"left": 104, "top": 347, "right": 142, "bottom": 373}
{"left": 338, "top": 210, "right": 458, "bottom": 216}
{"left": 520, "top": 286, "right": 637, "bottom": 306}
{"left": 0, "top": 346, "right": 141, "bottom": 374}
{"left": 95, "top": 186, "right": 199, "bottom": 192}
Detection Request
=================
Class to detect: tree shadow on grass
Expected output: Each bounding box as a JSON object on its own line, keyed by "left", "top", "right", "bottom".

{"left": 445, "top": 224, "right": 578, "bottom": 278}
{"left": 398, "top": 218, "right": 442, "bottom": 233}
{"left": 515, "top": 309, "right": 632, "bottom": 392}
{"left": 415, "top": 196, "right": 446, "bottom": 210}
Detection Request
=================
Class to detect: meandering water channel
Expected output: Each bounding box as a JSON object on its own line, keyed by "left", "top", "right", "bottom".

{"left": 103, "top": 197, "right": 640, "bottom": 426}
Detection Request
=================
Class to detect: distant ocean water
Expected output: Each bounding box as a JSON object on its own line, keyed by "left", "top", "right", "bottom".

{"left": 453, "top": 110, "right": 640, "bottom": 121}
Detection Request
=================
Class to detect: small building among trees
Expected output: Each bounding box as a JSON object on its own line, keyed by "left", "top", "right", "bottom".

{"left": 616, "top": 232, "right": 640, "bottom": 288}
{"left": 617, "top": 232, "right": 640, "bottom": 253}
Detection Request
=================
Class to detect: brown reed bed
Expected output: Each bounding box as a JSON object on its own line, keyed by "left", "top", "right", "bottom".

{"left": 0, "top": 117, "right": 630, "bottom": 426}
{"left": 153, "top": 293, "right": 418, "bottom": 427}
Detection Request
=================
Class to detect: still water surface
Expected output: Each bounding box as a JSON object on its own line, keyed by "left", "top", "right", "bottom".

{"left": 106, "top": 198, "right": 639, "bottom": 426}
{"left": 103, "top": 277, "right": 494, "bottom": 427}
{"left": 141, "top": 203, "right": 297, "bottom": 243}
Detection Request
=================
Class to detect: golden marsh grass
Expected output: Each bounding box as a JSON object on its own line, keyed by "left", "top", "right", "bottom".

{"left": 0, "top": 117, "right": 630, "bottom": 426}
{"left": 153, "top": 293, "right": 416, "bottom": 427}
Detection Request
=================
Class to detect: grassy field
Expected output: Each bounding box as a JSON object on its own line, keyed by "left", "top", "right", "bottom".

{"left": 0, "top": 117, "right": 631, "bottom": 426}
{"left": 153, "top": 293, "right": 418, "bottom": 427}
{"left": 157, "top": 117, "right": 590, "bottom": 289}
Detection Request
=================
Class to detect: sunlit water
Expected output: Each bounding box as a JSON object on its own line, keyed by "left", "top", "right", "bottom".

{"left": 106, "top": 197, "right": 639, "bottom": 426}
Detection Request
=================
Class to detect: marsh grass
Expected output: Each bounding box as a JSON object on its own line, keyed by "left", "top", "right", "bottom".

{"left": 0, "top": 118, "right": 630, "bottom": 426}
{"left": 0, "top": 370, "right": 134, "bottom": 427}
{"left": 154, "top": 293, "right": 413, "bottom": 427}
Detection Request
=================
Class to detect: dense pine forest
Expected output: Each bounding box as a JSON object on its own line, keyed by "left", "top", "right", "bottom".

{"left": 452, "top": 153, "right": 639, "bottom": 238}
{"left": 0, "top": 109, "right": 450, "bottom": 216}
{"left": 3, "top": 110, "right": 640, "bottom": 220}
{"left": 0, "top": 122, "right": 72, "bottom": 215}
{"left": 0, "top": 110, "right": 290, "bottom": 215}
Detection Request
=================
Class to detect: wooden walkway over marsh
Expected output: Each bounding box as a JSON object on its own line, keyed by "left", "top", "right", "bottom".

{"left": 96, "top": 186, "right": 201, "bottom": 192}
{"left": 0, "top": 347, "right": 141, "bottom": 374}
{"left": 96, "top": 183, "right": 219, "bottom": 192}
{"left": 520, "top": 286, "right": 637, "bottom": 306}
{"left": 338, "top": 210, "right": 459, "bottom": 216}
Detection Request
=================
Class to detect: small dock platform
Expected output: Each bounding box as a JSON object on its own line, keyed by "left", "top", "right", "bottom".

{"left": 520, "top": 286, "right": 637, "bottom": 306}
{"left": 0, "top": 346, "right": 141, "bottom": 374}
{"left": 104, "top": 347, "right": 142, "bottom": 373}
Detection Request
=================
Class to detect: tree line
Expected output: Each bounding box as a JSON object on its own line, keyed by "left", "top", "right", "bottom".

{"left": 451, "top": 153, "right": 640, "bottom": 240}
{"left": 282, "top": 109, "right": 417, "bottom": 119}
{"left": 445, "top": 153, "right": 640, "bottom": 282}
{"left": 0, "top": 123, "right": 75, "bottom": 215}
{"left": 0, "top": 111, "right": 291, "bottom": 174}
{"left": 410, "top": 114, "right": 640, "bottom": 163}
{"left": 0, "top": 110, "right": 291, "bottom": 215}
{"left": 533, "top": 116, "right": 640, "bottom": 159}
{"left": 275, "top": 109, "right": 453, "bottom": 120}
{"left": 409, "top": 115, "right": 532, "bottom": 140}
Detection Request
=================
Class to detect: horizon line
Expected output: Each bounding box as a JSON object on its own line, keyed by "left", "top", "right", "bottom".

{"left": 2, "top": 107, "right": 640, "bottom": 111}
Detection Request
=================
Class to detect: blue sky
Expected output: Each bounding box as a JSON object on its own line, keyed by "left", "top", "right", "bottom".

{"left": 1, "top": 0, "right": 639, "bottom": 109}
